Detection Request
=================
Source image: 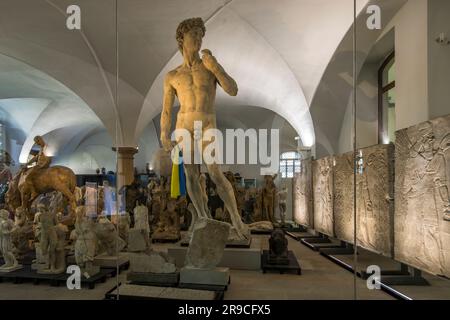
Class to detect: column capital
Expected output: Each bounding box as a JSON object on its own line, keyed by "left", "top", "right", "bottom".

{"left": 112, "top": 146, "right": 139, "bottom": 156}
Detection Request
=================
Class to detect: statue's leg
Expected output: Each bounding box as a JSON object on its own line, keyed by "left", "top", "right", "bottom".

{"left": 206, "top": 163, "right": 248, "bottom": 239}
{"left": 184, "top": 164, "right": 209, "bottom": 219}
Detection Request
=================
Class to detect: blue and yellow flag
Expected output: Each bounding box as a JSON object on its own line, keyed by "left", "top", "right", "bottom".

{"left": 170, "top": 147, "right": 186, "bottom": 198}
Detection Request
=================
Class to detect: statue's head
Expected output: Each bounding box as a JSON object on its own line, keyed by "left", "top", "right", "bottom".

{"left": 176, "top": 17, "right": 206, "bottom": 54}
{"left": 34, "top": 135, "right": 45, "bottom": 147}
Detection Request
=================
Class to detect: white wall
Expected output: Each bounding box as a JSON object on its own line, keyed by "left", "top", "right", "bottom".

{"left": 377, "top": 0, "right": 430, "bottom": 130}
{"left": 338, "top": 62, "right": 379, "bottom": 154}
{"left": 428, "top": 0, "right": 450, "bottom": 119}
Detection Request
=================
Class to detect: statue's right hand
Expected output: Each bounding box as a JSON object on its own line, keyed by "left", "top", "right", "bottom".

{"left": 161, "top": 136, "right": 175, "bottom": 153}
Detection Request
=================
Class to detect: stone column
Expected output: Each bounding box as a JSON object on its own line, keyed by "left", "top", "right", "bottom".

{"left": 114, "top": 147, "right": 138, "bottom": 190}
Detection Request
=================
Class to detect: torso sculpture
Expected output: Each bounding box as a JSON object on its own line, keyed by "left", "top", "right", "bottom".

{"left": 5, "top": 136, "right": 77, "bottom": 223}
{"left": 160, "top": 18, "right": 248, "bottom": 240}
{"left": 277, "top": 187, "right": 288, "bottom": 225}
{"left": 262, "top": 174, "right": 277, "bottom": 223}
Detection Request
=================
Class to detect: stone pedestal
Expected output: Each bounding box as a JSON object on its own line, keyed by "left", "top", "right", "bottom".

{"left": 180, "top": 267, "right": 230, "bottom": 287}
{"left": 185, "top": 218, "right": 230, "bottom": 269}
{"left": 129, "top": 252, "right": 176, "bottom": 274}
{"left": 94, "top": 252, "right": 129, "bottom": 268}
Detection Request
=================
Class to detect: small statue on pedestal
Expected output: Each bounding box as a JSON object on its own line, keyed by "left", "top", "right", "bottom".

{"left": 268, "top": 228, "right": 289, "bottom": 265}
{"left": 0, "top": 209, "right": 22, "bottom": 272}
{"left": 262, "top": 174, "right": 277, "bottom": 223}
{"left": 153, "top": 199, "right": 180, "bottom": 241}
{"left": 277, "top": 186, "right": 288, "bottom": 226}
{"left": 73, "top": 206, "right": 99, "bottom": 277}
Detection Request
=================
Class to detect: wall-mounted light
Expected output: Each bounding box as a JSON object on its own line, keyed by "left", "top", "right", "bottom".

{"left": 436, "top": 33, "right": 450, "bottom": 46}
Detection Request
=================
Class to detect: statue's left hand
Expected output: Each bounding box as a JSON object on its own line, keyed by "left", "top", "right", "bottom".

{"left": 201, "top": 49, "right": 219, "bottom": 72}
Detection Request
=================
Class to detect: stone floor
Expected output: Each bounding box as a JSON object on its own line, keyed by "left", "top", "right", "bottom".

{"left": 0, "top": 234, "right": 399, "bottom": 300}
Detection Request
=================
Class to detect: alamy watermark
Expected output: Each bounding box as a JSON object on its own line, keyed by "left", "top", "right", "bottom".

{"left": 169, "top": 121, "right": 279, "bottom": 175}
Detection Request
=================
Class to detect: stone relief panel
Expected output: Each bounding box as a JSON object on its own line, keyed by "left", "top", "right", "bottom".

{"left": 356, "top": 144, "right": 394, "bottom": 257}
{"left": 333, "top": 153, "right": 354, "bottom": 244}
{"left": 293, "top": 158, "right": 312, "bottom": 227}
{"left": 395, "top": 115, "right": 450, "bottom": 277}
{"left": 312, "top": 156, "right": 334, "bottom": 236}
{"left": 333, "top": 145, "right": 394, "bottom": 257}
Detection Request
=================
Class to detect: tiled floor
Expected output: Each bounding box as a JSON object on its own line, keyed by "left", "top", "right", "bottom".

{"left": 0, "top": 235, "right": 394, "bottom": 300}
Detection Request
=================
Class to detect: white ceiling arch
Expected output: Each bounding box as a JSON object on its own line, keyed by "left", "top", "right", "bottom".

{"left": 0, "top": 0, "right": 376, "bottom": 160}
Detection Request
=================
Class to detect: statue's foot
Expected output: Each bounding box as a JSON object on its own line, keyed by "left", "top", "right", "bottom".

{"left": 228, "top": 224, "right": 250, "bottom": 242}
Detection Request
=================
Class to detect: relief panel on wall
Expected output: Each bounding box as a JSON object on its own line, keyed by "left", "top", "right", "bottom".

{"left": 312, "top": 156, "right": 334, "bottom": 236}
{"left": 333, "top": 153, "right": 354, "bottom": 244}
{"left": 293, "top": 158, "right": 312, "bottom": 227}
{"left": 395, "top": 114, "right": 450, "bottom": 277}
{"left": 334, "top": 145, "right": 394, "bottom": 257}
{"left": 356, "top": 144, "right": 394, "bottom": 257}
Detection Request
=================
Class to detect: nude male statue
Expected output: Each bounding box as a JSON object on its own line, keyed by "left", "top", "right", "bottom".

{"left": 160, "top": 17, "right": 249, "bottom": 240}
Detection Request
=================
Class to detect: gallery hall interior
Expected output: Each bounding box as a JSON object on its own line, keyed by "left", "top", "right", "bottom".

{"left": 0, "top": 0, "right": 449, "bottom": 301}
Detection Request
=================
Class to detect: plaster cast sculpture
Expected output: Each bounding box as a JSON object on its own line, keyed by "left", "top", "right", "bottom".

{"left": 39, "top": 212, "right": 68, "bottom": 274}
{"left": 160, "top": 17, "right": 249, "bottom": 241}
{"left": 268, "top": 228, "right": 289, "bottom": 265}
{"left": 11, "top": 207, "right": 33, "bottom": 258}
{"left": 111, "top": 211, "right": 131, "bottom": 244}
{"left": 73, "top": 206, "right": 99, "bottom": 277}
{"left": 395, "top": 115, "right": 450, "bottom": 277}
{"left": 95, "top": 214, "right": 126, "bottom": 255}
{"left": 127, "top": 199, "right": 177, "bottom": 278}
{"left": 5, "top": 136, "right": 77, "bottom": 222}
{"left": 293, "top": 158, "right": 313, "bottom": 227}
{"left": 0, "top": 209, "right": 22, "bottom": 272}
{"left": 262, "top": 175, "right": 277, "bottom": 224}
{"left": 333, "top": 153, "right": 354, "bottom": 244}
{"left": 36, "top": 204, "right": 59, "bottom": 273}
{"left": 153, "top": 199, "right": 181, "bottom": 241}
{"left": 312, "top": 157, "right": 334, "bottom": 236}
{"left": 128, "top": 203, "right": 151, "bottom": 252}
{"left": 277, "top": 186, "right": 288, "bottom": 225}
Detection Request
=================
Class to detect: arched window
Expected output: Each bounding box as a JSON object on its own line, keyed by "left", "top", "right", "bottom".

{"left": 378, "top": 51, "right": 396, "bottom": 144}
{"left": 280, "top": 151, "right": 301, "bottom": 178}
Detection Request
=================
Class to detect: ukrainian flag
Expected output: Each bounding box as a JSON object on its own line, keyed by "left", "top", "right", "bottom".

{"left": 170, "top": 147, "right": 186, "bottom": 198}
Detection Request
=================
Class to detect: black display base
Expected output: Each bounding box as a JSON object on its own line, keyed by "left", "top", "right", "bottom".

{"left": 178, "top": 281, "right": 229, "bottom": 293}
{"left": 360, "top": 263, "right": 410, "bottom": 280}
{"left": 0, "top": 265, "right": 113, "bottom": 289}
{"left": 319, "top": 242, "right": 355, "bottom": 255}
{"left": 381, "top": 268, "right": 430, "bottom": 286}
{"left": 127, "top": 272, "right": 179, "bottom": 287}
{"left": 102, "top": 260, "right": 130, "bottom": 277}
{"left": 250, "top": 229, "right": 273, "bottom": 235}
{"left": 282, "top": 225, "right": 307, "bottom": 233}
{"left": 180, "top": 238, "right": 251, "bottom": 248}
{"left": 59, "top": 268, "right": 112, "bottom": 289}
{"left": 261, "top": 250, "right": 301, "bottom": 275}
{"left": 104, "top": 283, "right": 224, "bottom": 300}
{"left": 152, "top": 237, "right": 181, "bottom": 244}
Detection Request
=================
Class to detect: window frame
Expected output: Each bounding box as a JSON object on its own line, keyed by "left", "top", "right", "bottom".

{"left": 378, "top": 51, "right": 396, "bottom": 144}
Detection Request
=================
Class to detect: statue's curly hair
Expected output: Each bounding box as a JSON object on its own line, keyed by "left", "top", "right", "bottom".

{"left": 176, "top": 17, "right": 206, "bottom": 53}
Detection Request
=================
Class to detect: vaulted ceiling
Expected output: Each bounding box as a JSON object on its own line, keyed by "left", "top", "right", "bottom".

{"left": 0, "top": 0, "right": 407, "bottom": 163}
